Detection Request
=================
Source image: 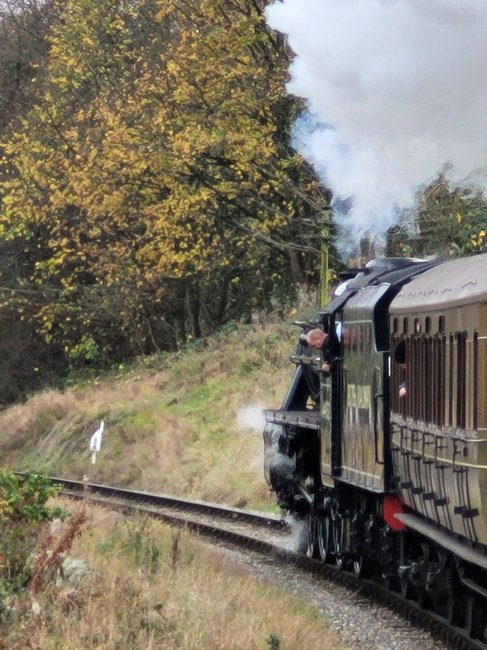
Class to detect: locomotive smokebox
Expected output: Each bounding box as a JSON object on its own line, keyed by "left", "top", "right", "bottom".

{"left": 263, "top": 421, "right": 295, "bottom": 493}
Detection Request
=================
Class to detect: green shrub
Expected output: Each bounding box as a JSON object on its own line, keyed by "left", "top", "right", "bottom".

{"left": 267, "top": 633, "right": 281, "bottom": 649}
{"left": 0, "top": 471, "right": 68, "bottom": 602}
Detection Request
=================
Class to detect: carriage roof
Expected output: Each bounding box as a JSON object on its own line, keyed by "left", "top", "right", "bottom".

{"left": 390, "top": 253, "right": 487, "bottom": 313}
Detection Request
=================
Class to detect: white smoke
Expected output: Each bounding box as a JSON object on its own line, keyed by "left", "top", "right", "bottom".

{"left": 267, "top": 0, "right": 487, "bottom": 233}
{"left": 237, "top": 403, "right": 267, "bottom": 432}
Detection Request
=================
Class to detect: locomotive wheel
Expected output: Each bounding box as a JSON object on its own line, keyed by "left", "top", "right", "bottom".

{"left": 464, "top": 594, "right": 486, "bottom": 641}
{"left": 351, "top": 554, "right": 367, "bottom": 577}
{"left": 446, "top": 596, "right": 464, "bottom": 627}
{"left": 316, "top": 515, "right": 330, "bottom": 563}
{"left": 400, "top": 540, "right": 422, "bottom": 599}
{"left": 331, "top": 512, "right": 346, "bottom": 569}
{"left": 414, "top": 548, "right": 432, "bottom": 610}
{"left": 351, "top": 542, "right": 375, "bottom": 579}
{"left": 306, "top": 514, "right": 319, "bottom": 559}
{"left": 433, "top": 594, "right": 456, "bottom": 624}
{"left": 430, "top": 552, "right": 462, "bottom": 624}
{"left": 400, "top": 572, "right": 415, "bottom": 600}
{"left": 350, "top": 496, "right": 368, "bottom": 577}
{"left": 293, "top": 515, "right": 310, "bottom": 555}
{"left": 414, "top": 585, "right": 432, "bottom": 611}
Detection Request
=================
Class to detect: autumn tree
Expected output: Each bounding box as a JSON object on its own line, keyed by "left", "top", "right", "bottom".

{"left": 386, "top": 177, "right": 487, "bottom": 259}
{"left": 0, "top": 0, "right": 327, "bottom": 384}
{"left": 0, "top": 0, "right": 57, "bottom": 131}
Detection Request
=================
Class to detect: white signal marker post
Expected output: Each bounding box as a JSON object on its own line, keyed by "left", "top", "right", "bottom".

{"left": 89, "top": 420, "right": 104, "bottom": 464}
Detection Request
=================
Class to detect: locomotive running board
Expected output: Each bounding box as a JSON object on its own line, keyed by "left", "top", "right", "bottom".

{"left": 264, "top": 409, "right": 320, "bottom": 430}
{"left": 395, "top": 513, "right": 487, "bottom": 570}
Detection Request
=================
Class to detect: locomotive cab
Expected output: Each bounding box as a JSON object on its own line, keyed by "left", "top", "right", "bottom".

{"left": 263, "top": 257, "right": 437, "bottom": 517}
{"left": 330, "top": 283, "right": 392, "bottom": 492}
{"left": 263, "top": 257, "right": 438, "bottom": 563}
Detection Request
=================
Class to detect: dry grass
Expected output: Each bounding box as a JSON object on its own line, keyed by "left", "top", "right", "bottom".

{"left": 0, "top": 295, "right": 350, "bottom": 649}
{"left": 2, "top": 502, "right": 349, "bottom": 650}
{"left": 0, "top": 308, "right": 314, "bottom": 510}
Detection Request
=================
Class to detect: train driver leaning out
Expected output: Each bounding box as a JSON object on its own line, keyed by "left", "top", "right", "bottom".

{"left": 305, "top": 327, "right": 331, "bottom": 372}
{"left": 305, "top": 322, "right": 343, "bottom": 373}
{"left": 394, "top": 340, "right": 407, "bottom": 398}
{"left": 306, "top": 328, "right": 327, "bottom": 349}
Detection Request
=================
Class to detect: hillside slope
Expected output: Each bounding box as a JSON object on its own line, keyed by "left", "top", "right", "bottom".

{"left": 0, "top": 313, "right": 304, "bottom": 510}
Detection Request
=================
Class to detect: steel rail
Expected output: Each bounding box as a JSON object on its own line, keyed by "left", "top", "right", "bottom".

{"left": 39, "top": 474, "right": 284, "bottom": 530}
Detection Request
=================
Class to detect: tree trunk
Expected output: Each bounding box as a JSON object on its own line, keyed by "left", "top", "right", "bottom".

{"left": 289, "top": 249, "right": 304, "bottom": 284}
{"left": 186, "top": 282, "right": 201, "bottom": 339}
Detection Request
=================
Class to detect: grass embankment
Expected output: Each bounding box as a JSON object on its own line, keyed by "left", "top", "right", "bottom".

{"left": 2, "top": 501, "right": 348, "bottom": 649}
{"left": 0, "top": 314, "right": 301, "bottom": 511}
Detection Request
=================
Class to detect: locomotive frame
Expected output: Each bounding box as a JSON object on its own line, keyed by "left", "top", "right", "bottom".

{"left": 263, "top": 254, "right": 487, "bottom": 640}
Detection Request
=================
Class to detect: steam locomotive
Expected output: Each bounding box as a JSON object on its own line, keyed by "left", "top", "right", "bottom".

{"left": 263, "top": 254, "right": 487, "bottom": 640}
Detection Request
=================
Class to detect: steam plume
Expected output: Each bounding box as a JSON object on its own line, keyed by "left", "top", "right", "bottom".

{"left": 237, "top": 403, "right": 266, "bottom": 432}
{"left": 267, "top": 0, "right": 487, "bottom": 233}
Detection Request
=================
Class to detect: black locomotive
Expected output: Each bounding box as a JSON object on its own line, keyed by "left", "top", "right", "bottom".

{"left": 263, "top": 254, "right": 487, "bottom": 641}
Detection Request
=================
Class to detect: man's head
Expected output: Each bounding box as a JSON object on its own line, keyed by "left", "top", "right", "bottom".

{"left": 306, "top": 328, "right": 327, "bottom": 349}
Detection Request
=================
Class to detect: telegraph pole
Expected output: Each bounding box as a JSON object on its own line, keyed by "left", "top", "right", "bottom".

{"left": 320, "top": 206, "right": 332, "bottom": 306}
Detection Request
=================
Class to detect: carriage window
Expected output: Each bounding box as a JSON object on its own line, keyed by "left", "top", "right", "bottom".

{"left": 473, "top": 331, "right": 479, "bottom": 431}
{"left": 456, "top": 331, "right": 467, "bottom": 429}
{"left": 448, "top": 334, "right": 454, "bottom": 426}
{"left": 409, "top": 337, "right": 419, "bottom": 420}
{"left": 391, "top": 338, "right": 406, "bottom": 415}
{"left": 395, "top": 330, "right": 466, "bottom": 429}
{"left": 419, "top": 336, "right": 426, "bottom": 421}
{"left": 391, "top": 333, "right": 447, "bottom": 427}
{"left": 438, "top": 336, "right": 446, "bottom": 426}
{"left": 426, "top": 336, "right": 433, "bottom": 422}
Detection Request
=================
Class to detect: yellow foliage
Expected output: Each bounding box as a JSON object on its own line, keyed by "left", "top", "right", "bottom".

{"left": 0, "top": 0, "right": 326, "bottom": 356}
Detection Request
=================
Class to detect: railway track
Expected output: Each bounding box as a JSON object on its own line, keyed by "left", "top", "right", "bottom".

{"left": 36, "top": 475, "right": 485, "bottom": 649}
{"left": 49, "top": 475, "right": 288, "bottom": 549}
